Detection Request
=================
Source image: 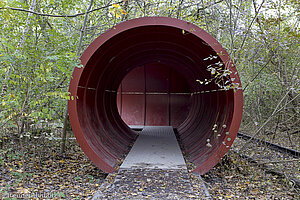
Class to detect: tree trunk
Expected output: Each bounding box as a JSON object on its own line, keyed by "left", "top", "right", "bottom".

{"left": 60, "top": 0, "right": 94, "bottom": 154}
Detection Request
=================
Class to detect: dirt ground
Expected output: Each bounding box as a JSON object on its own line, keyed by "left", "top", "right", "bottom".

{"left": 0, "top": 133, "right": 299, "bottom": 199}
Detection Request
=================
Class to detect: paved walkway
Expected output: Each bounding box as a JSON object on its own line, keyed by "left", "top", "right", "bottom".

{"left": 120, "top": 126, "right": 187, "bottom": 170}
{"left": 92, "top": 126, "right": 211, "bottom": 199}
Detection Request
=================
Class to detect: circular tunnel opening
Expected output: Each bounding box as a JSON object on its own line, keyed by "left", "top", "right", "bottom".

{"left": 68, "top": 17, "right": 243, "bottom": 174}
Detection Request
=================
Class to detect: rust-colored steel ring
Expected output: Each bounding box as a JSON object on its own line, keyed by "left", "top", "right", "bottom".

{"left": 68, "top": 17, "right": 243, "bottom": 174}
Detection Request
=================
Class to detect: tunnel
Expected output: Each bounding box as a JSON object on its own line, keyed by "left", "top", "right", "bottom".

{"left": 68, "top": 17, "right": 243, "bottom": 174}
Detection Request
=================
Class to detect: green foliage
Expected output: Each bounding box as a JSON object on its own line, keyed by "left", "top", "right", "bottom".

{"left": 0, "top": 0, "right": 299, "bottom": 144}
{"left": 0, "top": 0, "right": 83, "bottom": 134}
{"left": 0, "top": 1, "right": 298, "bottom": 199}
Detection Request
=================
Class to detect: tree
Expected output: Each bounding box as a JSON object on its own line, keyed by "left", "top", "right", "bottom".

{"left": 0, "top": 0, "right": 298, "bottom": 175}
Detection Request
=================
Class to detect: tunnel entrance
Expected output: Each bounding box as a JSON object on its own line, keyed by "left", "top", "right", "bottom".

{"left": 117, "top": 63, "right": 191, "bottom": 127}
{"left": 68, "top": 17, "right": 243, "bottom": 174}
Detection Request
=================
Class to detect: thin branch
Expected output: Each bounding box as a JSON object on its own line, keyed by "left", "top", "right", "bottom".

{"left": 276, "top": 93, "right": 300, "bottom": 114}
{"left": 1, "top": 0, "right": 37, "bottom": 96}
{"left": 239, "top": 81, "right": 299, "bottom": 151}
{"left": 176, "top": 0, "right": 184, "bottom": 19}
{"left": 77, "top": 0, "right": 94, "bottom": 56}
{"left": 61, "top": 0, "right": 94, "bottom": 155}
{"left": 243, "top": 49, "right": 277, "bottom": 91}
{"left": 236, "top": 0, "right": 265, "bottom": 58}
{"left": 0, "top": 117, "right": 13, "bottom": 129}
{"left": 184, "top": 0, "right": 224, "bottom": 11}
{"left": 185, "top": 0, "right": 224, "bottom": 17}
{"left": 0, "top": 1, "right": 122, "bottom": 18}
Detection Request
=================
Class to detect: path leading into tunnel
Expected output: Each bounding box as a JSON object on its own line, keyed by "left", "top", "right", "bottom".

{"left": 92, "top": 126, "right": 211, "bottom": 199}
{"left": 120, "top": 126, "right": 187, "bottom": 170}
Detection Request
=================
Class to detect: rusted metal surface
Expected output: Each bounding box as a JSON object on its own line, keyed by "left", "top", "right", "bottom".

{"left": 237, "top": 132, "right": 300, "bottom": 158}
{"left": 118, "top": 63, "right": 191, "bottom": 127}
{"left": 68, "top": 17, "right": 243, "bottom": 174}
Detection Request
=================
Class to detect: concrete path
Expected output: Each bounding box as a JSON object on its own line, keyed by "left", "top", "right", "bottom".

{"left": 120, "top": 126, "right": 187, "bottom": 170}
{"left": 92, "top": 126, "right": 211, "bottom": 199}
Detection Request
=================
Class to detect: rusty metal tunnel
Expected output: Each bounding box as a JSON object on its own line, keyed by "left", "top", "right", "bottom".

{"left": 68, "top": 17, "right": 243, "bottom": 174}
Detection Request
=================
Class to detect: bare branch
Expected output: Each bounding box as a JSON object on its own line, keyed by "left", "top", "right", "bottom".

{"left": 0, "top": 1, "right": 123, "bottom": 18}
{"left": 185, "top": 0, "right": 224, "bottom": 18}
{"left": 61, "top": 0, "right": 95, "bottom": 155}
{"left": 239, "top": 81, "right": 300, "bottom": 151}
{"left": 236, "top": 0, "right": 265, "bottom": 57}
{"left": 243, "top": 49, "right": 277, "bottom": 91}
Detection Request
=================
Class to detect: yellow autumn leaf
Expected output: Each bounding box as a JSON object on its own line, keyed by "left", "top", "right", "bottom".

{"left": 120, "top": 9, "right": 127, "bottom": 15}
{"left": 112, "top": 3, "right": 120, "bottom": 8}
{"left": 115, "top": 12, "right": 121, "bottom": 19}
{"left": 18, "top": 188, "right": 30, "bottom": 194}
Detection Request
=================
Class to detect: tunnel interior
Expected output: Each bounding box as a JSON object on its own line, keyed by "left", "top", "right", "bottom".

{"left": 117, "top": 63, "right": 191, "bottom": 127}
{"left": 68, "top": 17, "right": 243, "bottom": 174}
